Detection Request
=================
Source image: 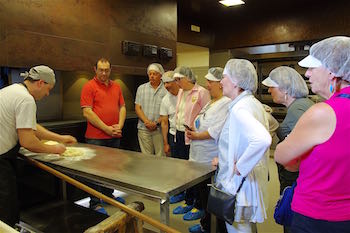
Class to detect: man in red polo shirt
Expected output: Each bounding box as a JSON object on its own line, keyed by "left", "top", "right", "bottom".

{"left": 80, "top": 58, "right": 126, "bottom": 213}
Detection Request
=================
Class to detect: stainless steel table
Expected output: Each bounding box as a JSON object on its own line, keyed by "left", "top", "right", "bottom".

{"left": 20, "top": 143, "right": 215, "bottom": 227}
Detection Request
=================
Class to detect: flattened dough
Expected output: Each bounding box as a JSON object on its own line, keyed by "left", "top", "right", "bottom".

{"left": 62, "top": 147, "right": 84, "bottom": 157}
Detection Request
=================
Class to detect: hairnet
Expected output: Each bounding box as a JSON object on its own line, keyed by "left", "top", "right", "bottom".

{"left": 223, "top": 59, "right": 257, "bottom": 93}
{"left": 147, "top": 63, "right": 164, "bottom": 75}
{"left": 205, "top": 67, "right": 224, "bottom": 81}
{"left": 174, "top": 66, "right": 196, "bottom": 83}
{"left": 310, "top": 36, "right": 350, "bottom": 82}
{"left": 269, "top": 66, "right": 309, "bottom": 98}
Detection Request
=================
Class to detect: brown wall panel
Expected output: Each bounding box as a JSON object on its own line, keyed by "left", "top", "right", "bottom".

{"left": 0, "top": 22, "right": 7, "bottom": 65}
{"left": 177, "top": 1, "right": 350, "bottom": 49}
{"left": 177, "top": 19, "right": 214, "bottom": 48}
{"left": 0, "top": 0, "right": 110, "bottom": 43}
{"left": 0, "top": 0, "right": 177, "bottom": 73}
{"left": 213, "top": 2, "right": 350, "bottom": 49}
{"left": 109, "top": 1, "right": 177, "bottom": 41}
{"left": 4, "top": 29, "right": 108, "bottom": 71}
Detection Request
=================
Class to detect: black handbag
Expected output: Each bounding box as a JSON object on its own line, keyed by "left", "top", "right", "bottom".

{"left": 207, "top": 177, "right": 246, "bottom": 225}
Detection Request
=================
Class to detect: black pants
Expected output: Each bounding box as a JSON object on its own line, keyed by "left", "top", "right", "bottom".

{"left": 173, "top": 131, "right": 190, "bottom": 160}
{"left": 291, "top": 212, "right": 350, "bottom": 233}
{"left": 196, "top": 179, "right": 227, "bottom": 233}
{"left": 85, "top": 138, "right": 121, "bottom": 208}
{"left": 277, "top": 162, "right": 298, "bottom": 194}
{"left": 0, "top": 144, "right": 20, "bottom": 227}
{"left": 168, "top": 133, "right": 177, "bottom": 157}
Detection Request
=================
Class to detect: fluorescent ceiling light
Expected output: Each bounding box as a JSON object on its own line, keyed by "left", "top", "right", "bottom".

{"left": 219, "top": 0, "right": 245, "bottom": 7}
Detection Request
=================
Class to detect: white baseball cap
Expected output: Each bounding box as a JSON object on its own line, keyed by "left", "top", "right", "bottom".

{"left": 205, "top": 67, "right": 224, "bottom": 82}
{"left": 298, "top": 55, "right": 323, "bottom": 68}
{"left": 262, "top": 77, "right": 279, "bottom": 87}
{"left": 173, "top": 72, "right": 186, "bottom": 79}
{"left": 161, "top": 71, "right": 175, "bottom": 83}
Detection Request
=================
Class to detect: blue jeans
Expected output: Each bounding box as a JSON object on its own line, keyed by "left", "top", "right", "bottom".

{"left": 85, "top": 138, "right": 120, "bottom": 148}
{"left": 85, "top": 138, "right": 120, "bottom": 207}
{"left": 291, "top": 212, "right": 350, "bottom": 233}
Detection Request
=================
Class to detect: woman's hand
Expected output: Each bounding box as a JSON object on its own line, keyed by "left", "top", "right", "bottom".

{"left": 186, "top": 129, "right": 197, "bottom": 139}
{"left": 234, "top": 161, "right": 241, "bottom": 175}
{"left": 212, "top": 157, "right": 219, "bottom": 167}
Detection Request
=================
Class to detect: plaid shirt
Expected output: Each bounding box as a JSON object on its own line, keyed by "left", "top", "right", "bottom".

{"left": 135, "top": 82, "right": 167, "bottom": 130}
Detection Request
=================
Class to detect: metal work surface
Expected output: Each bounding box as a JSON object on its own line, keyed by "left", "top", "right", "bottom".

{"left": 20, "top": 143, "right": 215, "bottom": 200}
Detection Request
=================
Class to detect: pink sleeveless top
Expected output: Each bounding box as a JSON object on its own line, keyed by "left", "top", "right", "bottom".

{"left": 291, "top": 86, "right": 350, "bottom": 221}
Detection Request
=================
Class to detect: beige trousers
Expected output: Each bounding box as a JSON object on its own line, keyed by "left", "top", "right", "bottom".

{"left": 137, "top": 129, "right": 165, "bottom": 157}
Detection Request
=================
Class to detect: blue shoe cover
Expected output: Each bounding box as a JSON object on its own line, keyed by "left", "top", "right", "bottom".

{"left": 169, "top": 193, "right": 185, "bottom": 204}
{"left": 172, "top": 204, "right": 193, "bottom": 214}
{"left": 183, "top": 208, "right": 204, "bottom": 221}
{"left": 189, "top": 224, "right": 207, "bottom": 233}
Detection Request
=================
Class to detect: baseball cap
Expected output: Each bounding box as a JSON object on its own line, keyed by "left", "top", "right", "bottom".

{"left": 298, "top": 55, "right": 323, "bottom": 68}
{"left": 205, "top": 67, "right": 224, "bottom": 81}
{"left": 161, "top": 71, "right": 175, "bottom": 82}
{"left": 20, "top": 65, "right": 56, "bottom": 85}
{"left": 262, "top": 77, "right": 279, "bottom": 87}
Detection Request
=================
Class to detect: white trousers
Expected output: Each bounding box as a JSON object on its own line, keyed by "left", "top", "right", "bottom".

{"left": 138, "top": 129, "right": 165, "bottom": 157}
{"left": 225, "top": 222, "right": 257, "bottom": 233}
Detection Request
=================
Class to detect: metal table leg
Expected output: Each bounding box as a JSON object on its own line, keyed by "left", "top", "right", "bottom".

{"left": 160, "top": 198, "right": 170, "bottom": 232}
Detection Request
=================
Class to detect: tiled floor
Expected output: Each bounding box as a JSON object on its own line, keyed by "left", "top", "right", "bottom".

{"left": 101, "top": 157, "right": 283, "bottom": 233}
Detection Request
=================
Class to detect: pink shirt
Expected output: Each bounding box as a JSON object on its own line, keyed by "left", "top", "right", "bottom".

{"left": 292, "top": 86, "right": 350, "bottom": 221}
{"left": 175, "top": 84, "right": 210, "bottom": 145}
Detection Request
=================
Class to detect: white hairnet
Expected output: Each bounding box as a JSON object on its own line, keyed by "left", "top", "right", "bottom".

{"left": 174, "top": 66, "right": 196, "bottom": 83}
{"left": 310, "top": 36, "right": 350, "bottom": 82}
{"left": 269, "top": 66, "right": 309, "bottom": 98}
{"left": 147, "top": 63, "right": 164, "bottom": 75}
{"left": 223, "top": 59, "right": 258, "bottom": 93}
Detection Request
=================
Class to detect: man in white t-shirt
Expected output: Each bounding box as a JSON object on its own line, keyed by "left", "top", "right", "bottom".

{"left": 159, "top": 71, "right": 179, "bottom": 156}
{"left": 0, "top": 65, "right": 76, "bottom": 227}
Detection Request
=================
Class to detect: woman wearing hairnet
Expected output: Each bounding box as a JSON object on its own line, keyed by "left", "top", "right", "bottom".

{"left": 262, "top": 66, "right": 314, "bottom": 233}
{"left": 186, "top": 67, "right": 231, "bottom": 233}
{"left": 275, "top": 36, "right": 350, "bottom": 233}
{"left": 213, "top": 59, "right": 271, "bottom": 233}
{"left": 262, "top": 67, "right": 314, "bottom": 191}
{"left": 171, "top": 66, "right": 211, "bottom": 213}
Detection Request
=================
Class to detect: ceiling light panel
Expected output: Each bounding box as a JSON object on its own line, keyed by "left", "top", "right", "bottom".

{"left": 219, "top": 0, "right": 245, "bottom": 7}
